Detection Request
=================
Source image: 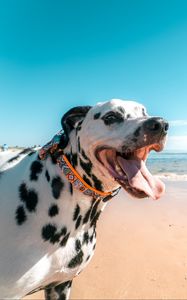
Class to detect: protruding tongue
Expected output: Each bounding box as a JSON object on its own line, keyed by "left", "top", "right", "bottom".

{"left": 117, "top": 156, "right": 165, "bottom": 200}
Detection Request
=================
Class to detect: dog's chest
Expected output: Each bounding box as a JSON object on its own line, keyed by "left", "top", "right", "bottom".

{"left": 38, "top": 196, "right": 99, "bottom": 284}
{"left": 0, "top": 152, "right": 105, "bottom": 297}
{"left": 22, "top": 156, "right": 102, "bottom": 290}
{"left": 47, "top": 225, "right": 97, "bottom": 281}
{"left": 14, "top": 224, "right": 97, "bottom": 297}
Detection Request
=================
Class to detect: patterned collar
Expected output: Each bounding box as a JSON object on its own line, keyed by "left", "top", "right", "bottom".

{"left": 39, "top": 131, "right": 120, "bottom": 201}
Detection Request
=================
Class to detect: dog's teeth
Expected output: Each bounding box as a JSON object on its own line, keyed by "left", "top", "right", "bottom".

{"left": 143, "top": 134, "right": 147, "bottom": 142}
{"left": 115, "top": 164, "right": 123, "bottom": 174}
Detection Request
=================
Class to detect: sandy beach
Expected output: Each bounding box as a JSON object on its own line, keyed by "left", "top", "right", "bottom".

{"left": 1, "top": 0, "right": 187, "bottom": 297}
{"left": 23, "top": 180, "right": 187, "bottom": 299}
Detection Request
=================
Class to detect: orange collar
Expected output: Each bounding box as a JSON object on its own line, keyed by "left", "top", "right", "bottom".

{"left": 39, "top": 130, "right": 120, "bottom": 201}
{"left": 57, "top": 154, "right": 118, "bottom": 200}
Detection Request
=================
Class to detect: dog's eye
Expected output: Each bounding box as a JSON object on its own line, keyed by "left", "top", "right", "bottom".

{"left": 104, "top": 113, "right": 118, "bottom": 121}
{"left": 102, "top": 112, "right": 124, "bottom": 125}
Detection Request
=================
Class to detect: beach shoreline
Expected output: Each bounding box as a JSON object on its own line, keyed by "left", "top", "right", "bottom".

{"left": 24, "top": 180, "right": 187, "bottom": 299}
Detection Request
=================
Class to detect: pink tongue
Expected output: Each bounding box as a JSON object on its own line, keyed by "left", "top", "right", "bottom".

{"left": 117, "top": 157, "right": 165, "bottom": 200}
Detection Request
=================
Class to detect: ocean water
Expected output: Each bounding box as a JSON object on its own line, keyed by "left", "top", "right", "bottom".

{"left": 147, "top": 151, "right": 187, "bottom": 180}
{"left": 1, "top": 150, "right": 187, "bottom": 181}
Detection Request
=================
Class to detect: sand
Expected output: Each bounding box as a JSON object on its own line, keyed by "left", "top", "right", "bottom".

{"left": 23, "top": 180, "right": 187, "bottom": 299}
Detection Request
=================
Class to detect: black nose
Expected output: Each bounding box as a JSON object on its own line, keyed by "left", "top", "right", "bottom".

{"left": 143, "top": 117, "right": 169, "bottom": 135}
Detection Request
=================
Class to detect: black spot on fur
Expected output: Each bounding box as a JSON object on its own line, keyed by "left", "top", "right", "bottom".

{"left": 118, "top": 106, "right": 125, "bottom": 114}
{"left": 15, "top": 205, "right": 27, "bottom": 225}
{"left": 26, "top": 191, "right": 38, "bottom": 212}
{"left": 72, "top": 153, "right": 78, "bottom": 167}
{"left": 65, "top": 153, "right": 71, "bottom": 163}
{"left": 67, "top": 281, "right": 72, "bottom": 288}
{"left": 134, "top": 126, "right": 141, "bottom": 137}
{"left": 78, "top": 137, "right": 81, "bottom": 152}
{"left": 102, "top": 111, "right": 124, "bottom": 125}
{"left": 50, "top": 154, "right": 57, "bottom": 164}
{"left": 90, "top": 228, "right": 96, "bottom": 243}
{"left": 42, "top": 223, "right": 67, "bottom": 246}
{"left": 79, "top": 158, "right": 92, "bottom": 177}
{"left": 92, "top": 174, "right": 103, "bottom": 191}
{"left": 75, "top": 239, "right": 81, "bottom": 252}
{"left": 42, "top": 224, "right": 58, "bottom": 243}
{"left": 19, "top": 183, "right": 38, "bottom": 212}
{"left": 76, "top": 125, "right": 82, "bottom": 133}
{"left": 73, "top": 204, "right": 80, "bottom": 221}
{"left": 90, "top": 201, "right": 100, "bottom": 221}
{"left": 76, "top": 120, "right": 83, "bottom": 133}
{"left": 78, "top": 120, "right": 83, "bottom": 127}
{"left": 68, "top": 250, "right": 84, "bottom": 268}
{"left": 55, "top": 281, "right": 72, "bottom": 296}
{"left": 86, "top": 255, "right": 91, "bottom": 262}
{"left": 83, "top": 174, "right": 92, "bottom": 186}
{"left": 61, "top": 226, "right": 67, "bottom": 236}
{"left": 30, "top": 160, "right": 43, "bottom": 181}
{"left": 94, "top": 112, "right": 101, "bottom": 119}
{"left": 48, "top": 204, "right": 59, "bottom": 217}
{"left": 142, "top": 108, "right": 147, "bottom": 116}
{"left": 75, "top": 215, "right": 82, "bottom": 230}
{"left": 83, "top": 231, "right": 89, "bottom": 244}
{"left": 91, "top": 210, "right": 101, "bottom": 227}
{"left": 28, "top": 151, "right": 36, "bottom": 156}
{"left": 83, "top": 201, "right": 95, "bottom": 224}
{"left": 90, "top": 233, "right": 94, "bottom": 243}
{"left": 69, "top": 183, "right": 73, "bottom": 195}
{"left": 45, "top": 170, "right": 50, "bottom": 182}
{"left": 55, "top": 284, "right": 66, "bottom": 295}
{"left": 70, "top": 147, "right": 73, "bottom": 162}
{"left": 7, "top": 148, "right": 32, "bottom": 163}
{"left": 93, "top": 243, "right": 96, "bottom": 250}
{"left": 24, "top": 191, "right": 38, "bottom": 212}
{"left": 81, "top": 149, "right": 89, "bottom": 161}
{"left": 19, "top": 183, "right": 28, "bottom": 200}
{"left": 8, "top": 155, "right": 20, "bottom": 163}
{"left": 51, "top": 176, "right": 64, "bottom": 199}
{"left": 60, "top": 233, "right": 70, "bottom": 247}
{"left": 20, "top": 148, "right": 33, "bottom": 155}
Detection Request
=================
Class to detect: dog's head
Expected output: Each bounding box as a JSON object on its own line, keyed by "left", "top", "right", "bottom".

{"left": 61, "top": 99, "right": 169, "bottom": 200}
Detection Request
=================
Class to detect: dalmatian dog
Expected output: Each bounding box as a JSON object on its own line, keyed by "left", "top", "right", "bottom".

{"left": 0, "top": 99, "right": 169, "bottom": 299}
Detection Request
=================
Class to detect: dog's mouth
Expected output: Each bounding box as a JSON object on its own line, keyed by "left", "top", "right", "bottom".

{"left": 96, "top": 144, "right": 165, "bottom": 200}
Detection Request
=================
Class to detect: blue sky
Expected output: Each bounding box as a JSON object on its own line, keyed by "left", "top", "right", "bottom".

{"left": 0, "top": 0, "right": 187, "bottom": 149}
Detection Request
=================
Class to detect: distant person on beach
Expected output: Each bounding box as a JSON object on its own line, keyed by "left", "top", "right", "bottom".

{"left": 2, "top": 144, "right": 8, "bottom": 151}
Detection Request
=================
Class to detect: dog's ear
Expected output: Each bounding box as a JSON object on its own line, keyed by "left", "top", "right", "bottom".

{"left": 60, "top": 106, "right": 92, "bottom": 148}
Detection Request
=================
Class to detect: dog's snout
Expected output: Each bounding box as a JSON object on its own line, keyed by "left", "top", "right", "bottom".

{"left": 143, "top": 118, "right": 169, "bottom": 135}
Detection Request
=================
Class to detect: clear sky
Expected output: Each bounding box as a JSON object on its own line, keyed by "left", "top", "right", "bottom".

{"left": 0, "top": 0, "right": 187, "bottom": 150}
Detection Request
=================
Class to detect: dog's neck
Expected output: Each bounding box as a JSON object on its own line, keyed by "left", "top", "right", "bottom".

{"left": 62, "top": 131, "right": 120, "bottom": 194}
